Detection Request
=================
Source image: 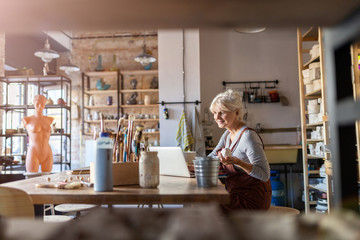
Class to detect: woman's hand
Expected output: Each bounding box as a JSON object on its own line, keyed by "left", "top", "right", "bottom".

{"left": 217, "top": 151, "right": 239, "bottom": 165}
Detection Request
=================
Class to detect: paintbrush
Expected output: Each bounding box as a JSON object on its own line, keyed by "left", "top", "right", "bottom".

{"left": 112, "top": 118, "right": 124, "bottom": 162}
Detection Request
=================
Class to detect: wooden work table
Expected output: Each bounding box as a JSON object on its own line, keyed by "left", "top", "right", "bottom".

{"left": 1, "top": 172, "right": 229, "bottom": 205}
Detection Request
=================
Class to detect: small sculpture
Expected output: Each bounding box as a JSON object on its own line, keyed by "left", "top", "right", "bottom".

{"left": 126, "top": 92, "right": 138, "bottom": 105}
{"left": 22, "top": 95, "right": 54, "bottom": 173}
{"left": 51, "top": 122, "right": 56, "bottom": 133}
{"left": 96, "top": 78, "right": 111, "bottom": 90}
{"left": 130, "top": 79, "right": 138, "bottom": 89}
{"left": 46, "top": 97, "right": 54, "bottom": 105}
{"left": 57, "top": 98, "right": 66, "bottom": 105}
{"left": 150, "top": 77, "right": 158, "bottom": 89}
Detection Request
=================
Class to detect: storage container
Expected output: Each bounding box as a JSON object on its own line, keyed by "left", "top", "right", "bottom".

{"left": 305, "top": 83, "right": 314, "bottom": 93}
{"left": 309, "top": 67, "right": 321, "bottom": 80}
{"left": 139, "top": 151, "right": 159, "bottom": 188}
{"left": 270, "top": 170, "right": 285, "bottom": 206}
{"left": 313, "top": 79, "right": 321, "bottom": 91}
{"left": 307, "top": 104, "right": 320, "bottom": 114}
{"left": 193, "top": 156, "right": 220, "bottom": 188}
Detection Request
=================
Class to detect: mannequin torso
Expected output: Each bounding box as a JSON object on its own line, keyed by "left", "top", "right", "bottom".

{"left": 22, "top": 95, "right": 54, "bottom": 172}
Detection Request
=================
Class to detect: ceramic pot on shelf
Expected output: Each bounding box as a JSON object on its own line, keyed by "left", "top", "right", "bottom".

{"left": 144, "top": 95, "right": 151, "bottom": 105}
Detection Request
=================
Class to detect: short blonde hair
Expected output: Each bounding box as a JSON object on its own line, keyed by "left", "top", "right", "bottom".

{"left": 209, "top": 89, "right": 243, "bottom": 120}
{"left": 34, "top": 95, "right": 47, "bottom": 105}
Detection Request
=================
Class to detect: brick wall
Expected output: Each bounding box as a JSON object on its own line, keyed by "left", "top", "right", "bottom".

{"left": 58, "top": 31, "right": 158, "bottom": 168}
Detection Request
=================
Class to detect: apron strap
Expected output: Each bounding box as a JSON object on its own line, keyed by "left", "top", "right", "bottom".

{"left": 228, "top": 127, "right": 264, "bottom": 152}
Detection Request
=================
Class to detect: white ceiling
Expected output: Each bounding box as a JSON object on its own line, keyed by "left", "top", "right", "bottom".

{"left": 0, "top": 0, "right": 359, "bottom": 32}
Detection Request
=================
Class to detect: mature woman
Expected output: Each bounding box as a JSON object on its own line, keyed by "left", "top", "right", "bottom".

{"left": 208, "top": 89, "right": 271, "bottom": 214}
{"left": 22, "top": 95, "right": 54, "bottom": 172}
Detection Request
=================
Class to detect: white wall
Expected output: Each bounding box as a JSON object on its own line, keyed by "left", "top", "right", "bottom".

{"left": 157, "top": 28, "right": 301, "bottom": 148}
{"left": 158, "top": 29, "right": 201, "bottom": 146}
{"left": 199, "top": 28, "right": 301, "bottom": 145}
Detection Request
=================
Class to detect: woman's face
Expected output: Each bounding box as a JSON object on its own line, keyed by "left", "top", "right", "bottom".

{"left": 212, "top": 105, "right": 238, "bottom": 130}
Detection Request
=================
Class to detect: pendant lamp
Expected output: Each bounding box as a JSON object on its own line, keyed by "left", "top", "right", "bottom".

{"left": 59, "top": 57, "right": 80, "bottom": 74}
{"left": 34, "top": 34, "right": 60, "bottom": 76}
{"left": 59, "top": 34, "right": 80, "bottom": 74}
{"left": 134, "top": 32, "right": 156, "bottom": 66}
{"left": 34, "top": 38, "right": 60, "bottom": 63}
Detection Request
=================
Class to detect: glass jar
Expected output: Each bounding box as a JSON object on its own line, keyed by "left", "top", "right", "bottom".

{"left": 139, "top": 151, "right": 159, "bottom": 188}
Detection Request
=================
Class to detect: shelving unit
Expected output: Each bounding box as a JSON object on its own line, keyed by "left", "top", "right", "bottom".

{"left": 82, "top": 71, "right": 120, "bottom": 135}
{"left": 82, "top": 70, "right": 159, "bottom": 144}
{"left": 0, "top": 75, "right": 72, "bottom": 172}
{"left": 297, "top": 27, "right": 333, "bottom": 214}
{"left": 119, "top": 70, "right": 159, "bottom": 144}
{"left": 351, "top": 43, "right": 360, "bottom": 183}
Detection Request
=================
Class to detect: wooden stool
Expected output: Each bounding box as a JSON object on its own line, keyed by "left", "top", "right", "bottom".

{"left": 54, "top": 204, "right": 98, "bottom": 218}
{"left": 268, "top": 206, "right": 300, "bottom": 215}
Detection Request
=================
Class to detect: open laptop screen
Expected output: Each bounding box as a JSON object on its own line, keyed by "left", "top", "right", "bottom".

{"left": 149, "top": 146, "right": 193, "bottom": 178}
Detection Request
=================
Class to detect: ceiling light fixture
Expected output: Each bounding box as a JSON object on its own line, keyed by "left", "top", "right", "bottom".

{"left": 59, "top": 33, "right": 80, "bottom": 75}
{"left": 34, "top": 38, "right": 60, "bottom": 63}
{"left": 134, "top": 32, "right": 156, "bottom": 66}
{"left": 34, "top": 34, "right": 60, "bottom": 76}
{"left": 60, "top": 57, "right": 80, "bottom": 75}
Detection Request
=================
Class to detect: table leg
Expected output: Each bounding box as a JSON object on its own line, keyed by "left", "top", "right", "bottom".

{"left": 34, "top": 204, "right": 44, "bottom": 218}
{"left": 284, "top": 165, "right": 288, "bottom": 207}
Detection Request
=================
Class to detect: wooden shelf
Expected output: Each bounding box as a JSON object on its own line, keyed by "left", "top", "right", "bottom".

{"left": 307, "top": 139, "right": 324, "bottom": 143}
{"left": 84, "top": 71, "right": 118, "bottom": 77}
{"left": 84, "top": 105, "right": 118, "bottom": 109}
{"left": 297, "top": 27, "right": 332, "bottom": 214}
{"left": 120, "top": 89, "right": 159, "bottom": 93}
{"left": 84, "top": 131, "right": 160, "bottom": 136}
{"left": 305, "top": 89, "right": 321, "bottom": 98}
{"left": 82, "top": 70, "right": 159, "bottom": 141}
{"left": 85, "top": 120, "right": 118, "bottom": 124}
{"left": 303, "top": 56, "right": 320, "bottom": 68}
{"left": 120, "top": 104, "right": 158, "bottom": 108}
{"left": 302, "top": 27, "right": 318, "bottom": 41}
{"left": 308, "top": 154, "right": 324, "bottom": 159}
{"left": 120, "top": 70, "right": 158, "bottom": 75}
{"left": 309, "top": 184, "right": 327, "bottom": 193}
{"left": 306, "top": 122, "right": 323, "bottom": 127}
{"left": 143, "top": 131, "right": 160, "bottom": 135}
{"left": 84, "top": 90, "right": 118, "bottom": 95}
{"left": 85, "top": 119, "right": 159, "bottom": 124}
{"left": 126, "top": 118, "right": 159, "bottom": 122}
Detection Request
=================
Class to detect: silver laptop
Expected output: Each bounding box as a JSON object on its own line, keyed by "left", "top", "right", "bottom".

{"left": 149, "top": 146, "right": 195, "bottom": 178}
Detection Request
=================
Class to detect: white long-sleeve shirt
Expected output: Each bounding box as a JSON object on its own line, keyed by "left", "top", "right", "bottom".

{"left": 208, "top": 126, "right": 270, "bottom": 182}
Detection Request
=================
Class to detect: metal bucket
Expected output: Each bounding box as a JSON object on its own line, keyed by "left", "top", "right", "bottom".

{"left": 193, "top": 156, "right": 220, "bottom": 188}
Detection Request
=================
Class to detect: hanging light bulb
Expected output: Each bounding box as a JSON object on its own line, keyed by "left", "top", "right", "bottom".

{"left": 134, "top": 32, "right": 156, "bottom": 66}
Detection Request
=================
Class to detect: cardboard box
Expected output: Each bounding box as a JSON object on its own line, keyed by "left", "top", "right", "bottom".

{"left": 90, "top": 162, "right": 139, "bottom": 186}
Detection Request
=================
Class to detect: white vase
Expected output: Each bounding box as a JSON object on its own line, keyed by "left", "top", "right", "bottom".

{"left": 144, "top": 95, "right": 151, "bottom": 105}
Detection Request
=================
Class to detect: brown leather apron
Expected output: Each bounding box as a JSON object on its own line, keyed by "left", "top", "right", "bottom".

{"left": 219, "top": 128, "right": 272, "bottom": 214}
